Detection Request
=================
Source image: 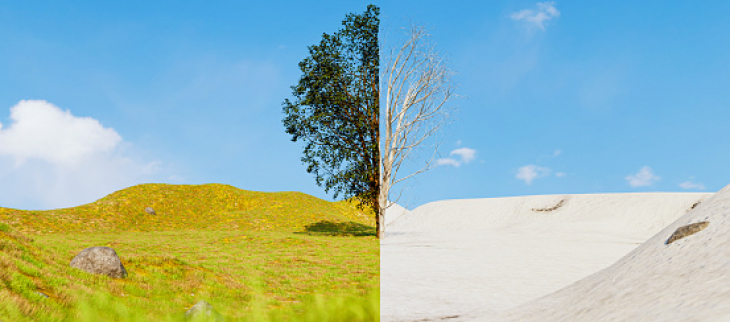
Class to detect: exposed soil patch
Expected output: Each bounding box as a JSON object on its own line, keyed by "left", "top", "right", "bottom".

{"left": 666, "top": 221, "right": 709, "bottom": 244}
{"left": 688, "top": 200, "right": 702, "bottom": 212}
{"left": 532, "top": 199, "right": 566, "bottom": 212}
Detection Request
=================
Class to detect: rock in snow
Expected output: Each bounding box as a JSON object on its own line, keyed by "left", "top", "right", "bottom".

{"left": 666, "top": 221, "right": 709, "bottom": 244}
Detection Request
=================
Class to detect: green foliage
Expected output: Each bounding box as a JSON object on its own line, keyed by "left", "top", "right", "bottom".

{"left": 0, "top": 222, "right": 10, "bottom": 232}
{"left": 282, "top": 5, "right": 380, "bottom": 215}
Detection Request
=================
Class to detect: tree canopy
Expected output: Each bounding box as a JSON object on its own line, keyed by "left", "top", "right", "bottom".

{"left": 282, "top": 5, "right": 380, "bottom": 236}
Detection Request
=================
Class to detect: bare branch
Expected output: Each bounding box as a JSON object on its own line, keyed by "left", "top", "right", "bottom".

{"left": 378, "top": 25, "right": 457, "bottom": 237}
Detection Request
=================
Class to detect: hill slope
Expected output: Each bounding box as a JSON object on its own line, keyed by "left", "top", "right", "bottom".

{"left": 494, "top": 185, "right": 730, "bottom": 321}
{"left": 0, "top": 183, "right": 374, "bottom": 235}
{"left": 388, "top": 192, "right": 711, "bottom": 234}
{"left": 0, "top": 184, "right": 379, "bottom": 321}
{"left": 381, "top": 192, "right": 712, "bottom": 321}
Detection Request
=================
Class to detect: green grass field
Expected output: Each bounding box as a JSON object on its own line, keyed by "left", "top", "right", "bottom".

{"left": 0, "top": 183, "right": 379, "bottom": 321}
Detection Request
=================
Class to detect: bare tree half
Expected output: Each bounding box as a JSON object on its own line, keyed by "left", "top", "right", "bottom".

{"left": 379, "top": 26, "right": 456, "bottom": 237}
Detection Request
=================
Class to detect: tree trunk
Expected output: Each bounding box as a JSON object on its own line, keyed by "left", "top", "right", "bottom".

{"left": 375, "top": 193, "right": 382, "bottom": 239}
{"left": 377, "top": 201, "right": 385, "bottom": 239}
{"left": 378, "top": 164, "right": 390, "bottom": 239}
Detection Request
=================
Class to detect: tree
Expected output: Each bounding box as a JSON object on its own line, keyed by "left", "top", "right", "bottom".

{"left": 282, "top": 5, "right": 381, "bottom": 237}
{"left": 379, "top": 26, "right": 456, "bottom": 238}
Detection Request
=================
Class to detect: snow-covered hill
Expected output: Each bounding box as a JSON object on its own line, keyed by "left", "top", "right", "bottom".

{"left": 381, "top": 192, "right": 713, "bottom": 322}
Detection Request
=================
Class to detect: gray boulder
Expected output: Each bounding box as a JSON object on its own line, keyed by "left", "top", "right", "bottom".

{"left": 70, "top": 247, "right": 128, "bottom": 278}
{"left": 185, "top": 300, "right": 224, "bottom": 321}
{"left": 145, "top": 207, "right": 156, "bottom": 215}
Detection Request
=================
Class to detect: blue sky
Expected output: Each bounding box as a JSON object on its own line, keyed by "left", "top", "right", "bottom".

{"left": 1, "top": 1, "right": 728, "bottom": 210}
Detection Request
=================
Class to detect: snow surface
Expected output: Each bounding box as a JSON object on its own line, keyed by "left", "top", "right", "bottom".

{"left": 385, "top": 201, "right": 410, "bottom": 227}
{"left": 381, "top": 192, "right": 715, "bottom": 322}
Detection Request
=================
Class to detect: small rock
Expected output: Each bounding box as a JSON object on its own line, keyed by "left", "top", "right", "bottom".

{"left": 70, "top": 247, "right": 128, "bottom": 278}
{"left": 185, "top": 300, "right": 224, "bottom": 321}
{"left": 145, "top": 207, "right": 156, "bottom": 215}
{"left": 36, "top": 291, "right": 49, "bottom": 298}
{"left": 666, "top": 222, "right": 709, "bottom": 245}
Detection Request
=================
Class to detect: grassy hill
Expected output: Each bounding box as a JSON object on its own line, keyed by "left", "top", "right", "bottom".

{"left": 0, "top": 184, "right": 379, "bottom": 321}
{"left": 0, "top": 183, "right": 375, "bottom": 235}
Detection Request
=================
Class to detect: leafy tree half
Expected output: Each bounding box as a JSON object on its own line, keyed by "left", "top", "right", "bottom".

{"left": 282, "top": 5, "right": 381, "bottom": 237}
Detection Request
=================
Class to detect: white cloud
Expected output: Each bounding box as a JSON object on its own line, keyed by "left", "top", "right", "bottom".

{"left": 0, "top": 100, "right": 121, "bottom": 166}
{"left": 436, "top": 158, "right": 461, "bottom": 167}
{"left": 437, "top": 147, "right": 477, "bottom": 167}
{"left": 516, "top": 165, "right": 551, "bottom": 185}
{"left": 555, "top": 172, "right": 566, "bottom": 177}
{"left": 679, "top": 181, "right": 706, "bottom": 190}
{"left": 510, "top": 1, "right": 560, "bottom": 30}
{"left": 553, "top": 149, "right": 562, "bottom": 157}
{"left": 0, "top": 100, "right": 172, "bottom": 210}
{"left": 451, "top": 148, "right": 476, "bottom": 163}
{"left": 625, "top": 166, "right": 660, "bottom": 187}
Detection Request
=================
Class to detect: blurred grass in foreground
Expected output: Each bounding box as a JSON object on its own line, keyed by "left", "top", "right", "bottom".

{"left": 0, "top": 288, "right": 379, "bottom": 322}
